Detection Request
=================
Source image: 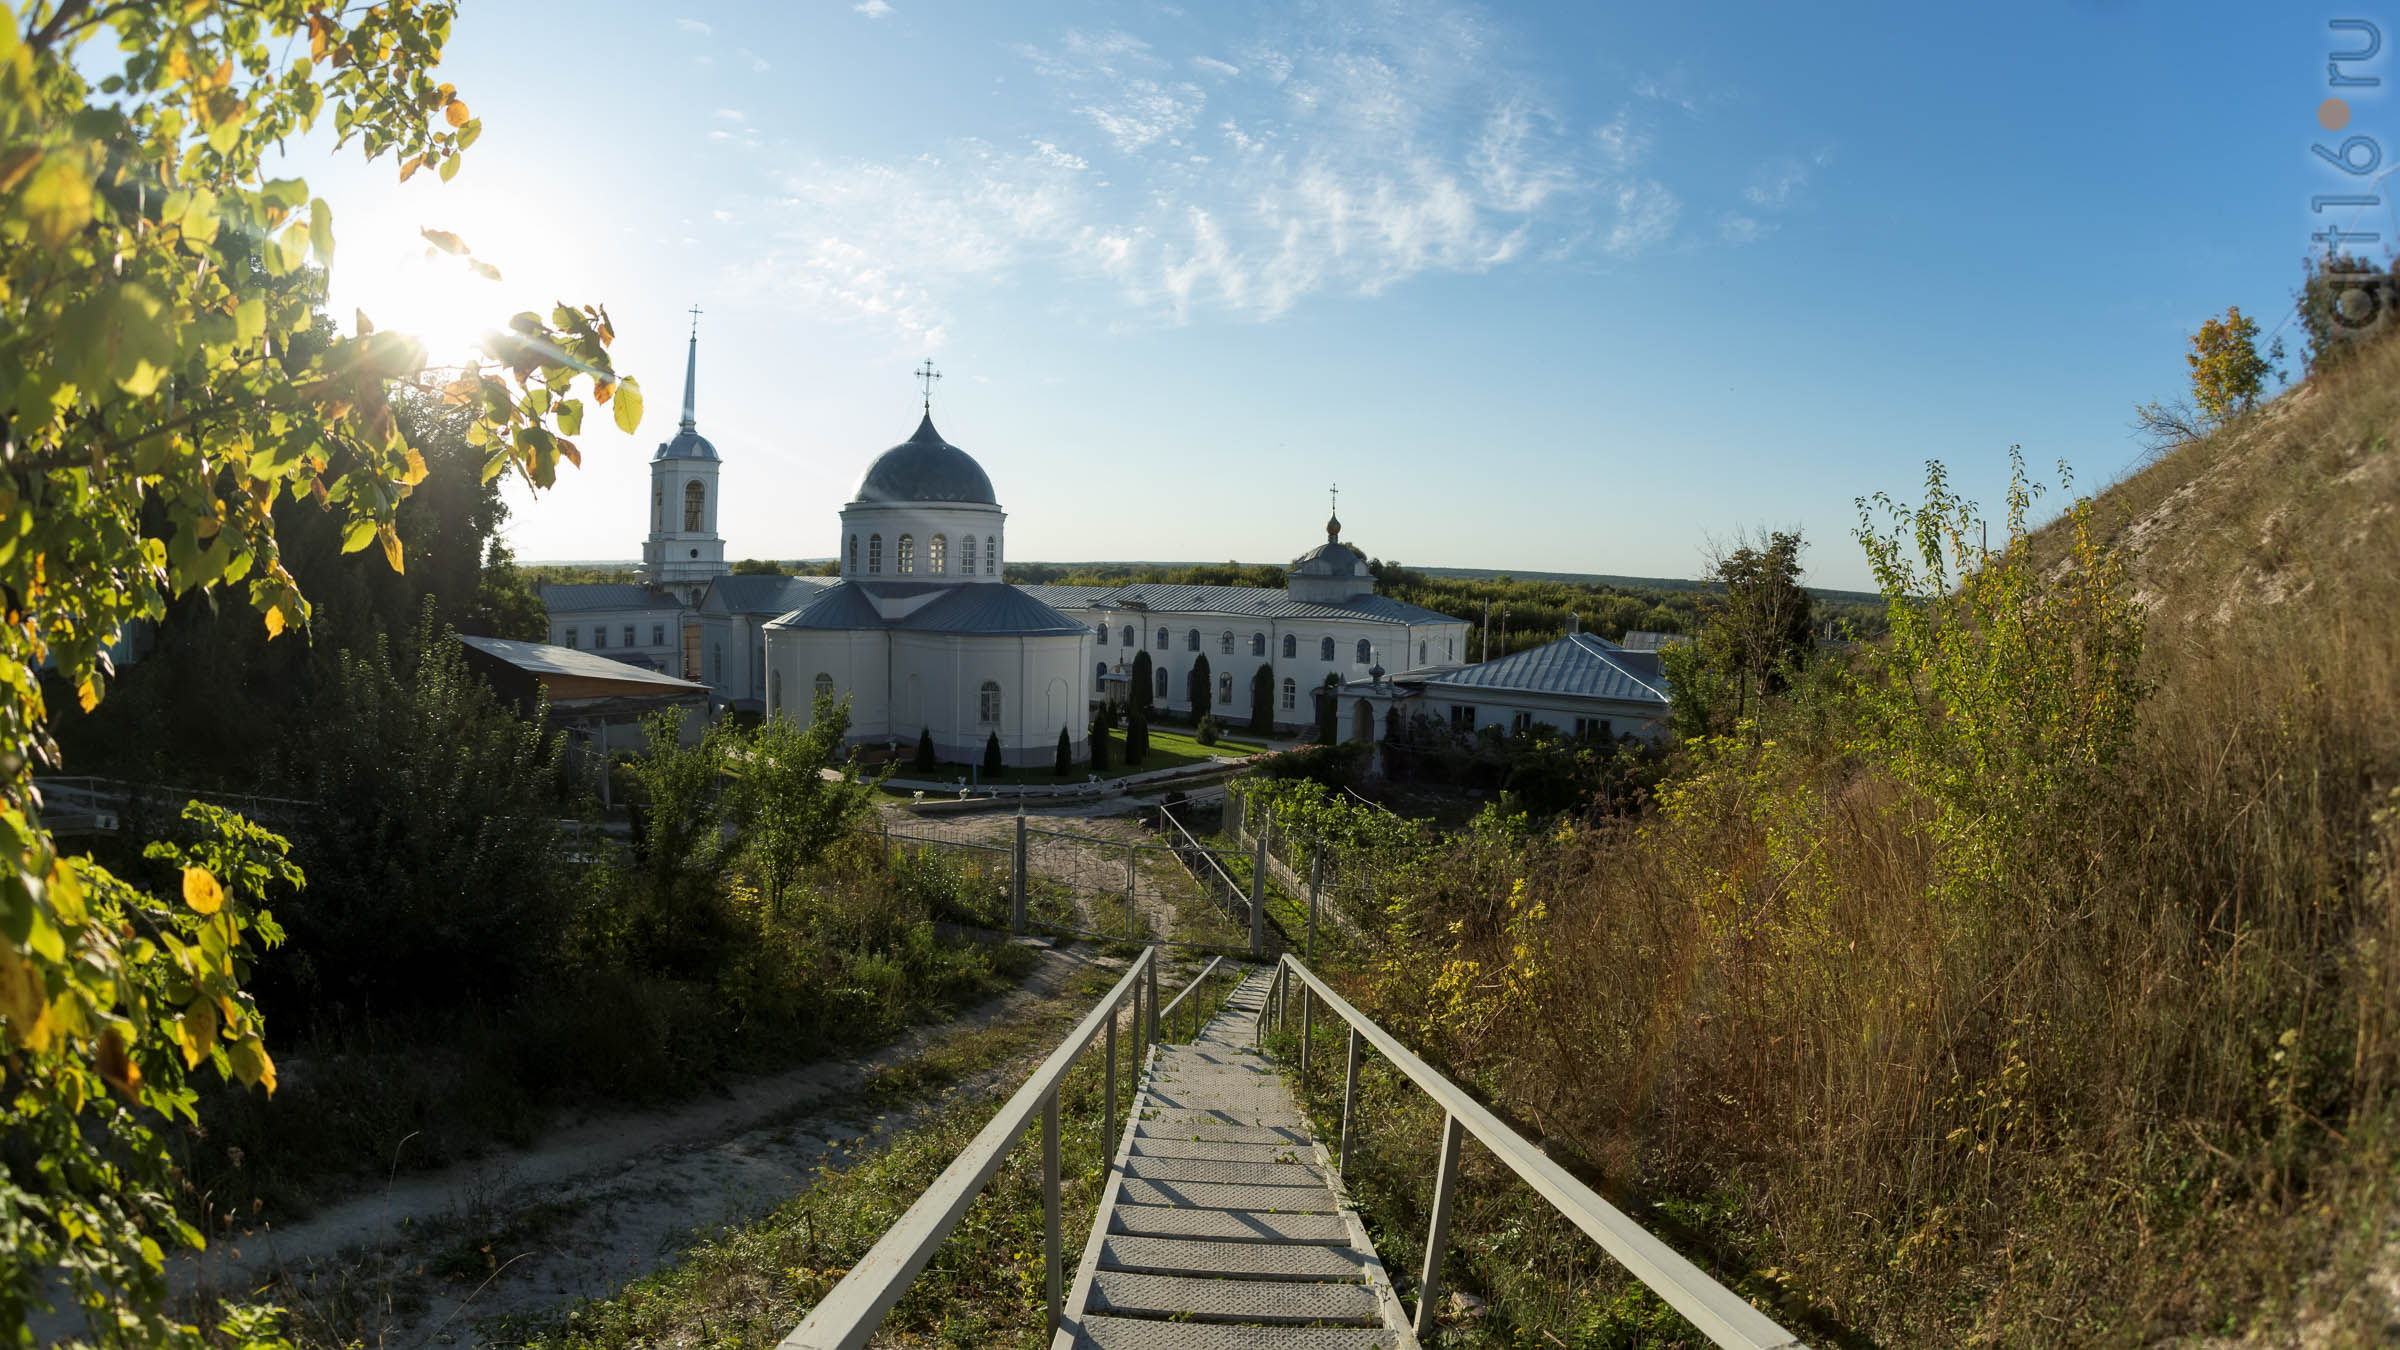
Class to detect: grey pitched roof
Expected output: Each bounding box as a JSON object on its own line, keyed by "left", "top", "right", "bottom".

{"left": 700, "top": 573, "right": 837, "bottom": 615}
{"left": 853, "top": 414, "right": 997, "bottom": 504}
{"left": 457, "top": 635, "right": 707, "bottom": 689}
{"left": 1090, "top": 583, "right": 1460, "bottom": 626}
{"left": 763, "top": 581, "right": 1086, "bottom": 636}
{"left": 1417, "top": 632, "right": 1670, "bottom": 705}
{"left": 1617, "top": 630, "right": 1694, "bottom": 651}
{"left": 1016, "top": 584, "right": 1121, "bottom": 611}
{"left": 540, "top": 582, "right": 686, "bottom": 613}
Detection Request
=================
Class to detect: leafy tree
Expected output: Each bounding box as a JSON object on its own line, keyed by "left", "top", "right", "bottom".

{"left": 914, "top": 725, "right": 936, "bottom": 773}
{"left": 290, "top": 603, "right": 569, "bottom": 1013}
{"left": 2186, "top": 305, "right": 2274, "bottom": 421}
{"left": 983, "top": 731, "right": 1004, "bottom": 778}
{"left": 1089, "top": 702, "right": 1114, "bottom": 771}
{"left": 1131, "top": 650, "right": 1153, "bottom": 713}
{"left": 465, "top": 539, "right": 547, "bottom": 640}
{"left": 0, "top": 6, "right": 627, "bottom": 1341}
{"left": 1187, "top": 653, "right": 1211, "bottom": 721}
{"left": 731, "top": 558, "right": 785, "bottom": 575}
{"left": 1196, "top": 714, "right": 1219, "bottom": 746}
{"left": 1315, "top": 673, "right": 1340, "bottom": 744}
{"left": 620, "top": 708, "right": 729, "bottom": 910}
{"left": 1126, "top": 702, "right": 1149, "bottom": 767}
{"left": 1695, "top": 529, "right": 1815, "bottom": 727}
{"left": 2296, "top": 250, "right": 2398, "bottom": 374}
{"left": 1055, "top": 726, "right": 1073, "bottom": 776}
{"left": 1250, "top": 663, "right": 1275, "bottom": 734}
{"left": 728, "top": 693, "right": 878, "bottom": 914}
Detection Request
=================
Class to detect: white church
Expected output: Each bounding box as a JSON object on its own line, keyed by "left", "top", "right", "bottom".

{"left": 541, "top": 334, "right": 1475, "bottom": 767}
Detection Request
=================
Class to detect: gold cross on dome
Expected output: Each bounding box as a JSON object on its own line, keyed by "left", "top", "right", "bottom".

{"left": 915, "top": 359, "right": 942, "bottom": 411}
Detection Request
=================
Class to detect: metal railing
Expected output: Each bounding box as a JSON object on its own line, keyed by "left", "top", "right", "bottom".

{"left": 1153, "top": 954, "right": 1227, "bottom": 1041}
{"left": 1262, "top": 955, "right": 1808, "bottom": 1349}
{"left": 781, "top": 946, "right": 1227, "bottom": 1349}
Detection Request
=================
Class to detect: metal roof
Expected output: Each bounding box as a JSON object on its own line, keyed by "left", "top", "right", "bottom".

{"left": 700, "top": 573, "right": 836, "bottom": 615}
{"left": 1618, "top": 630, "right": 1694, "bottom": 651}
{"left": 1415, "top": 632, "right": 1670, "bottom": 705}
{"left": 763, "top": 580, "right": 1087, "bottom": 636}
{"left": 1088, "top": 583, "right": 1460, "bottom": 626}
{"left": 540, "top": 582, "right": 685, "bottom": 613}
{"left": 853, "top": 414, "right": 998, "bottom": 505}
{"left": 1016, "top": 584, "right": 1121, "bottom": 610}
{"left": 457, "top": 634, "right": 708, "bottom": 689}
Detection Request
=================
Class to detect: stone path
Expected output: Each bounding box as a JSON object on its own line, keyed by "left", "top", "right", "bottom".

{"left": 1054, "top": 968, "right": 1416, "bottom": 1349}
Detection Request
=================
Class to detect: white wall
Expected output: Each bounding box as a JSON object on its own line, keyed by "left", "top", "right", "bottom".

{"left": 837, "top": 502, "right": 1007, "bottom": 580}
{"left": 1045, "top": 605, "right": 1471, "bottom": 721}
{"left": 550, "top": 606, "right": 684, "bottom": 670}
{"left": 764, "top": 626, "right": 1089, "bottom": 768}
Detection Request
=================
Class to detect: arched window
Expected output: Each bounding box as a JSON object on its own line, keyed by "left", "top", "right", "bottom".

{"left": 1220, "top": 631, "right": 1235, "bottom": 655}
{"left": 1186, "top": 629, "right": 1200, "bottom": 652}
{"left": 1095, "top": 621, "right": 1109, "bottom": 641}
{"left": 1097, "top": 662, "right": 1109, "bottom": 683}
{"left": 710, "top": 641, "right": 723, "bottom": 681}
{"left": 897, "top": 534, "right": 915, "bottom": 574}
{"left": 683, "top": 479, "right": 706, "bottom": 531}
{"left": 653, "top": 485, "right": 663, "bottom": 531}
{"left": 1281, "top": 678, "right": 1297, "bottom": 710}
{"left": 768, "top": 669, "right": 782, "bottom": 716}
{"left": 1156, "top": 668, "right": 1169, "bottom": 698}
{"left": 1281, "top": 634, "right": 1296, "bottom": 659}
{"left": 1356, "top": 638, "right": 1372, "bottom": 664}
{"left": 1155, "top": 627, "right": 1169, "bottom": 650}
{"left": 1418, "top": 640, "right": 1427, "bottom": 664}
{"left": 868, "top": 534, "right": 883, "bottom": 573}
{"left": 978, "top": 680, "right": 1002, "bottom": 724}
{"left": 1251, "top": 632, "right": 1266, "bottom": 656}
{"left": 1446, "top": 637, "right": 1455, "bottom": 659}
{"left": 1319, "top": 636, "right": 1335, "bottom": 662}
{"left": 1121, "top": 625, "right": 1134, "bottom": 647}
{"left": 960, "top": 535, "right": 976, "bottom": 573}
{"left": 848, "top": 534, "right": 859, "bottom": 574}
{"left": 984, "top": 537, "right": 996, "bottom": 575}
{"left": 813, "top": 672, "right": 834, "bottom": 708}
{"left": 929, "top": 534, "right": 947, "bottom": 572}
{"left": 1218, "top": 673, "right": 1232, "bottom": 705}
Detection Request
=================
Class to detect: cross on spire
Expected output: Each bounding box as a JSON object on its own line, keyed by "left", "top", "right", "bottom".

{"left": 679, "top": 304, "right": 702, "bottom": 431}
{"left": 687, "top": 303, "right": 703, "bottom": 337}
{"left": 1326, "top": 483, "right": 1342, "bottom": 540}
{"left": 915, "top": 359, "right": 942, "bottom": 413}
{"left": 1329, "top": 483, "right": 1339, "bottom": 516}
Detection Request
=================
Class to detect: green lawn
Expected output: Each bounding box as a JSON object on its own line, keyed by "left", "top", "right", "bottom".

{"left": 885, "top": 726, "right": 1266, "bottom": 790}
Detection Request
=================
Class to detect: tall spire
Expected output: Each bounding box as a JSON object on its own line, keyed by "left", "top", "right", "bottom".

{"left": 680, "top": 304, "right": 702, "bottom": 431}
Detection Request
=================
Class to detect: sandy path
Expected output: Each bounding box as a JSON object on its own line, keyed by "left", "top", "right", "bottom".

{"left": 165, "top": 943, "right": 1122, "bottom": 1349}
{"left": 876, "top": 804, "right": 1206, "bottom": 943}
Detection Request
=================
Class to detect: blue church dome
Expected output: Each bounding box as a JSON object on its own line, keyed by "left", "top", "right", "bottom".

{"left": 853, "top": 414, "right": 997, "bottom": 504}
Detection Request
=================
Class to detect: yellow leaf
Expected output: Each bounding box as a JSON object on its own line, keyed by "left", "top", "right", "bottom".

{"left": 182, "top": 867, "right": 224, "bottom": 915}
{"left": 97, "top": 1026, "right": 140, "bottom": 1095}
{"left": 264, "top": 604, "right": 286, "bottom": 640}
{"left": 0, "top": 943, "right": 47, "bottom": 1044}
{"left": 378, "top": 524, "right": 405, "bottom": 575}
{"left": 398, "top": 154, "right": 424, "bottom": 183}
{"left": 76, "top": 679, "right": 99, "bottom": 713}
{"left": 402, "top": 447, "right": 428, "bottom": 486}
{"left": 176, "top": 999, "right": 218, "bottom": 1069}
{"left": 445, "top": 98, "right": 470, "bottom": 128}
{"left": 228, "top": 1037, "right": 277, "bottom": 1094}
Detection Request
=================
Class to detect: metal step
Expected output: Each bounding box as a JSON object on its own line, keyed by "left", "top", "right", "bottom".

{"left": 1086, "top": 1270, "right": 1383, "bottom": 1326}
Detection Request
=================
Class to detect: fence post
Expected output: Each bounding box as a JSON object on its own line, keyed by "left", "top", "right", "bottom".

{"left": 1414, "top": 1112, "right": 1466, "bottom": 1338}
{"left": 1011, "top": 808, "right": 1028, "bottom": 935}
{"left": 1043, "top": 1088, "right": 1062, "bottom": 1336}
{"left": 1307, "top": 851, "right": 1322, "bottom": 960}
{"left": 1339, "top": 1026, "right": 1362, "bottom": 1173}
{"left": 1249, "top": 831, "right": 1267, "bottom": 958}
{"left": 1125, "top": 840, "right": 1138, "bottom": 940}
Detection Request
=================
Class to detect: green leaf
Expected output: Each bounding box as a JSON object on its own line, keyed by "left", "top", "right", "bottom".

{"left": 555, "top": 398, "right": 583, "bottom": 435}
{"left": 613, "top": 376, "right": 643, "bottom": 434}
{"left": 309, "top": 198, "right": 335, "bottom": 266}
{"left": 340, "top": 519, "right": 376, "bottom": 554}
{"left": 234, "top": 296, "right": 265, "bottom": 346}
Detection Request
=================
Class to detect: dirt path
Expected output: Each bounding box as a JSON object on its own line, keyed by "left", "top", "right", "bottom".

{"left": 877, "top": 803, "right": 1208, "bottom": 943}
{"left": 167, "top": 943, "right": 1125, "bottom": 1350}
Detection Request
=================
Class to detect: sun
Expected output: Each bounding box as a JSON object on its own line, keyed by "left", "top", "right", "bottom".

{"left": 326, "top": 187, "right": 582, "bottom": 369}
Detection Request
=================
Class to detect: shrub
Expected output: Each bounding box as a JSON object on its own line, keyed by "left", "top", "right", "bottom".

{"left": 1187, "top": 653, "right": 1211, "bottom": 720}
{"left": 1055, "top": 726, "right": 1073, "bottom": 775}
{"left": 914, "top": 725, "right": 936, "bottom": 772}
{"left": 1196, "top": 714, "right": 1220, "bottom": 746}
{"left": 1125, "top": 703, "right": 1149, "bottom": 767}
{"left": 1131, "top": 651, "right": 1153, "bottom": 712}
{"left": 983, "top": 731, "right": 1004, "bottom": 777}
{"left": 1250, "top": 663, "right": 1275, "bottom": 734}
{"left": 1088, "top": 704, "right": 1113, "bottom": 771}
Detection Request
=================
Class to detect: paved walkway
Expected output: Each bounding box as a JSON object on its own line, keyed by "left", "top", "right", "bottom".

{"left": 1054, "top": 969, "right": 1417, "bottom": 1349}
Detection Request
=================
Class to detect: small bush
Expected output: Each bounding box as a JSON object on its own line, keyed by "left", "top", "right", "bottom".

{"left": 1196, "top": 714, "right": 1219, "bottom": 746}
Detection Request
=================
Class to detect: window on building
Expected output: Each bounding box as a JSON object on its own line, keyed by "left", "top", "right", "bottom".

{"left": 1450, "top": 705, "right": 1477, "bottom": 733}
{"left": 1282, "top": 634, "right": 1297, "bottom": 659}
{"left": 1511, "top": 711, "right": 1534, "bottom": 734}
{"left": 653, "top": 624, "right": 666, "bottom": 646}
{"left": 929, "top": 534, "right": 947, "bottom": 572}
{"left": 1218, "top": 673, "right": 1233, "bottom": 705}
{"left": 1095, "top": 621, "right": 1109, "bottom": 641}
{"left": 1446, "top": 637, "right": 1455, "bottom": 660}
{"left": 848, "top": 534, "right": 859, "bottom": 573}
{"left": 868, "top": 534, "right": 883, "bottom": 573}
{"left": 1281, "top": 678, "right": 1297, "bottom": 710}
{"left": 1121, "top": 625, "right": 1134, "bottom": 647}
{"left": 1319, "top": 636, "right": 1335, "bottom": 662}
{"left": 1186, "top": 628, "right": 1200, "bottom": 652}
{"left": 815, "top": 672, "right": 835, "bottom": 706}
{"left": 653, "top": 485, "right": 663, "bottom": 532}
{"left": 1156, "top": 668, "right": 1169, "bottom": 698}
{"left": 1252, "top": 632, "right": 1266, "bottom": 657}
{"left": 1356, "top": 638, "right": 1372, "bottom": 664}
{"left": 898, "top": 534, "right": 915, "bottom": 574}
{"left": 961, "top": 535, "right": 976, "bottom": 573}
{"left": 1418, "top": 641, "right": 1427, "bottom": 664}
{"left": 624, "top": 625, "right": 637, "bottom": 648}
{"left": 984, "top": 537, "right": 996, "bottom": 575}
{"left": 1220, "top": 631, "right": 1235, "bottom": 655}
{"left": 1574, "top": 717, "right": 1612, "bottom": 741}
{"left": 594, "top": 627, "right": 608, "bottom": 649}
{"left": 564, "top": 626, "right": 578, "bottom": 648}
{"left": 710, "top": 642, "right": 722, "bottom": 682}
{"left": 1155, "top": 627, "right": 1169, "bottom": 650}
{"left": 979, "top": 680, "right": 1002, "bottom": 724}
{"left": 683, "top": 479, "right": 705, "bottom": 531}
{"left": 1097, "top": 662, "right": 1109, "bottom": 684}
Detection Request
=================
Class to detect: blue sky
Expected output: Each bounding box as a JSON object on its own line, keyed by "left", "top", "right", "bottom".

{"left": 284, "top": 1, "right": 2370, "bottom": 590}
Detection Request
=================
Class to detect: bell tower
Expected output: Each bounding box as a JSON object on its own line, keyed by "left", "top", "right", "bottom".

{"left": 640, "top": 308, "right": 727, "bottom": 602}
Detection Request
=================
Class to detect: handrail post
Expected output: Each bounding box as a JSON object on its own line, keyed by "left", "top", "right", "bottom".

{"left": 1249, "top": 831, "right": 1267, "bottom": 957}
{"left": 1307, "top": 851, "right": 1321, "bottom": 960}
{"left": 1146, "top": 950, "right": 1159, "bottom": 1046}
{"left": 1011, "top": 808, "right": 1028, "bottom": 935}
{"left": 1414, "top": 1111, "right": 1466, "bottom": 1338}
{"left": 1043, "top": 1088, "right": 1062, "bottom": 1335}
{"left": 1339, "top": 1026, "right": 1362, "bottom": 1173}
{"left": 1103, "top": 999, "right": 1118, "bottom": 1171}
{"left": 1299, "top": 981, "right": 1313, "bottom": 1083}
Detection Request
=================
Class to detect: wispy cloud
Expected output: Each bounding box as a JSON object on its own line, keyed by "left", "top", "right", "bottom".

{"left": 854, "top": 0, "right": 893, "bottom": 17}
{"left": 677, "top": 18, "right": 710, "bottom": 36}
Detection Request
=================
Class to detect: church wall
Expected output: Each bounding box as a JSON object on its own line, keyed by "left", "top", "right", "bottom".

{"left": 888, "top": 631, "right": 1088, "bottom": 768}
{"left": 548, "top": 605, "right": 686, "bottom": 673}
{"left": 836, "top": 503, "right": 1007, "bottom": 580}
{"left": 766, "top": 627, "right": 892, "bottom": 743}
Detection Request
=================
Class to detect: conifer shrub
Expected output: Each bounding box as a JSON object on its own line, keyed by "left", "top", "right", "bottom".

{"left": 1055, "top": 726, "right": 1072, "bottom": 776}
{"left": 1250, "top": 663, "right": 1275, "bottom": 734}
{"left": 982, "top": 731, "right": 1004, "bottom": 778}
{"left": 913, "top": 725, "right": 936, "bottom": 773}
{"left": 1196, "top": 714, "right": 1220, "bottom": 746}
{"left": 1089, "top": 703, "right": 1114, "bottom": 771}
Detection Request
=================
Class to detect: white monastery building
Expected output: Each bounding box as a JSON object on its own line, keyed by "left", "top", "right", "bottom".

{"left": 539, "top": 332, "right": 1700, "bottom": 766}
